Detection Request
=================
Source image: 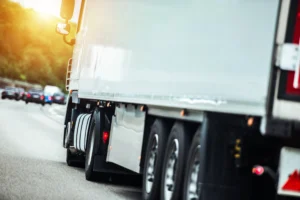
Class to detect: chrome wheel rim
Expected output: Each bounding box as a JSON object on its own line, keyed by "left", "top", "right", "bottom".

{"left": 87, "top": 129, "right": 95, "bottom": 166}
{"left": 164, "top": 139, "right": 179, "bottom": 200}
{"left": 186, "top": 145, "right": 200, "bottom": 200}
{"left": 64, "top": 122, "right": 71, "bottom": 147}
{"left": 145, "top": 134, "right": 159, "bottom": 193}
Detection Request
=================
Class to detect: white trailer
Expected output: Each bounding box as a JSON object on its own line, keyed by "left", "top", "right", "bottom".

{"left": 56, "top": 0, "right": 300, "bottom": 199}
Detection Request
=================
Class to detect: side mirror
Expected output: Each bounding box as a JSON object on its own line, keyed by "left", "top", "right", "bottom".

{"left": 56, "top": 23, "right": 70, "bottom": 35}
{"left": 60, "top": 0, "right": 75, "bottom": 21}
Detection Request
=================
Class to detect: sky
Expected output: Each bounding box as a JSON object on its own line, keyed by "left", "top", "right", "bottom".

{"left": 11, "top": 0, "right": 81, "bottom": 22}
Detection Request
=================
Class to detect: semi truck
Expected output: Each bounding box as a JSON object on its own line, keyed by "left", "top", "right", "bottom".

{"left": 55, "top": 0, "right": 300, "bottom": 199}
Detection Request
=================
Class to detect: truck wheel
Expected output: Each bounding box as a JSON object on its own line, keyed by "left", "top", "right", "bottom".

{"left": 65, "top": 122, "right": 76, "bottom": 166}
{"left": 85, "top": 111, "right": 101, "bottom": 181}
{"left": 66, "top": 148, "right": 76, "bottom": 166}
{"left": 183, "top": 128, "right": 201, "bottom": 200}
{"left": 160, "top": 122, "right": 191, "bottom": 200}
{"left": 142, "top": 119, "right": 169, "bottom": 200}
{"left": 66, "top": 148, "right": 84, "bottom": 167}
{"left": 64, "top": 122, "right": 71, "bottom": 148}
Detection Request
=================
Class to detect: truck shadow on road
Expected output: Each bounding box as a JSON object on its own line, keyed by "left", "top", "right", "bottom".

{"left": 60, "top": 162, "right": 142, "bottom": 200}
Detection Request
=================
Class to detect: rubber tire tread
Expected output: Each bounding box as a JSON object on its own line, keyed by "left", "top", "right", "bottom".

{"left": 85, "top": 109, "right": 103, "bottom": 181}
{"left": 160, "top": 122, "right": 192, "bottom": 200}
{"left": 183, "top": 127, "right": 201, "bottom": 200}
{"left": 66, "top": 148, "right": 76, "bottom": 166}
{"left": 142, "top": 119, "right": 170, "bottom": 200}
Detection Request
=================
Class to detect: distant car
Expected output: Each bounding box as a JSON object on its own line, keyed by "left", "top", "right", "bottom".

{"left": 52, "top": 92, "right": 65, "bottom": 104}
{"left": 44, "top": 85, "right": 61, "bottom": 95}
{"left": 22, "top": 91, "right": 27, "bottom": 101}
{"left": 15, "top": 87, "right": 25, "bottom": 101}
{"left": 25, "top": 89, "right": 45, "bottom": 106}
{"left": 1, "top": 86, "right": 17, "bottom": 100}
{"left": 44, "top": 93, "right": 53, "bottom": 105}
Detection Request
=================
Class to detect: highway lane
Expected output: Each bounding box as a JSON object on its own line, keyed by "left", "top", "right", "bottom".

{"left": 0, "top": 99, "right": 141, "bottom": 200}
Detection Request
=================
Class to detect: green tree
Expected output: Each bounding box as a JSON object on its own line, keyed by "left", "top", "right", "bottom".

{"left": 0, "top": 0, "right": 77, "bottom": 91}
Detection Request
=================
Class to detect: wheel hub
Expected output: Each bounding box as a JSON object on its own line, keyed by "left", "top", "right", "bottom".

{"left": 146, "top": 134, "right": 159, "bottom": 194}
{"left": 164, "top": 139, "right": 179, "bottom": 200}
{"left": 64, "top": 122, "right": 71, "bottom": 147}
{"left": 187, "top": 145, "right": 200, "bottom": 200}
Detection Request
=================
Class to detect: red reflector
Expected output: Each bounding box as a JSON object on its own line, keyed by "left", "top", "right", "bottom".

{"left": 282, "top": 170, "right": 300, "bottom": 192}
{"left": 102, "top": 131, "right": 109, "bottom": 144}
{"left": 286, "top": 72, "right": 300, "bottom": 95}
{"left": 252, "top": 166, "right": 264, "bottom": 176}
{"left": 27, "top": 94, "right": 31, "bottom": 98}
{"left": 286, "top": 2, "right": 300, "bottom": 94}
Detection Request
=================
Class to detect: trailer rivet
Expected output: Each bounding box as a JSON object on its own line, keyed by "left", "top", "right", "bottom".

{"left": 107, "top": 102, "right": 110, "bottom": 107}
{"left": 97, "top": 101, "right": 100, "bottom": 106}
{"left": 140, "top": 106, "right": 144, "bottom": 111}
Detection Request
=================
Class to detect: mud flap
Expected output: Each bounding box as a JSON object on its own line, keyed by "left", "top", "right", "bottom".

{"left": 197, "top": 113, "right": 252, "bottom": 200}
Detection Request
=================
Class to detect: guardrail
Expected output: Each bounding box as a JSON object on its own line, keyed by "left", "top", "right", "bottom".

{"left": 0, "top": 77, "right": 42, "bottom": 90}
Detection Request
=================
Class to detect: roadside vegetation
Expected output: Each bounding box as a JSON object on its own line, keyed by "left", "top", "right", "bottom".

{"left": 0, "top": 0, "right": 77, "bottom": 91}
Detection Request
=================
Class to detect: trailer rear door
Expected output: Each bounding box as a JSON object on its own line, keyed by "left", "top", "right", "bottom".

{"left": 270, "top": 0, "right": 300, "bottom": 122}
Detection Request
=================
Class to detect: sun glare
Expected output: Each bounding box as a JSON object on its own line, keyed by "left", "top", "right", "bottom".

{"left": 38, "top": 12, "right": 52, "bottom": 20}
{"left": 13, "top": 0, "right": 80, "bottom": 22}
{"left": 25, "top": 0, "right": 61, "bottom": 18}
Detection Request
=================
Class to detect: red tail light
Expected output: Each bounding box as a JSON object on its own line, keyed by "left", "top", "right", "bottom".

{"left": 102, "top": 131, "right": 109, "bottom": 144}
{"left": 252, "top": 166, "right": 264, "bottom": 176}
{"left": 40, "top": 95, "right": 44, "bottom": 100}
{"left": 285, "top": 2, "right": 300, "bottom": 95}
{"left": 27, "top": 93, "right": 31, "bottom": 98}
{"left": 49, "top": 96, "right": 52, "bottom": 101}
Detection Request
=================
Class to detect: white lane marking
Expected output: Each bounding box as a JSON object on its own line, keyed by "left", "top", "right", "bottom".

{"left": 40, "top": 106, "right": 65, "bottom": 125}
{"left": 49, "top": 107, "right": 57, "bottom": 115}
{"left": 51, "top": 105, "right": 65, "bottom": 116}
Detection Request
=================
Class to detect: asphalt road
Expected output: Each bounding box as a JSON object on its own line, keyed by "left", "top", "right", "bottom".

{"left": 0, "top": 99, "right": 142, "bottom": 200}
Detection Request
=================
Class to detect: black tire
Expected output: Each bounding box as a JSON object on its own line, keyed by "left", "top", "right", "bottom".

{"left": 183, "top": 128, "right": 201, "bottom": 200}
{"left": 65, "top": 120, "right": 84, "bottom": 167}
{"left": 160, "top": 122, "right": 192, "bottom": 200}
{"left": 142, "top": 119, "right": 170, "bottom": 200}
{"left": 85, "top": 110, "right": 103, "bottom": 181}
{"left": 66, "top": 148, "right": 76, "bottom": 166}
{"left": 66, "top": 148, "right": 84, "bottom": 167}
{"left": 25, "top": 101, "right": 28, "bottom": 104}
